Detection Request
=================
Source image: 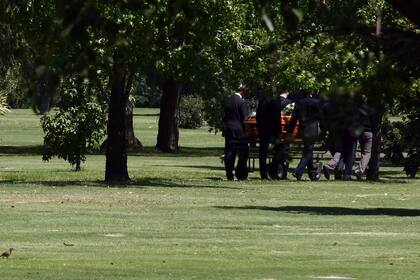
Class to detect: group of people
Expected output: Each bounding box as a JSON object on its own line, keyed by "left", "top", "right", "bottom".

{"left": 222, "top": 85, "right": 375, "bottom": 181}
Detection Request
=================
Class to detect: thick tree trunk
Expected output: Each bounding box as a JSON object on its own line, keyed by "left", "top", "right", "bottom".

{"left": 105, "top": 62, "right": 130, "bottom": 182}
{"left": 36, "top": 76, "right": 50, "bottom": 114}
{"left": 367, "top": 111, "right": 383, "bottom": 181}
{"left": 125, "top": 102, "right": 143, "bottom": 150}
{"left": 155, "top": 78, "right": 180, "bottom": 153}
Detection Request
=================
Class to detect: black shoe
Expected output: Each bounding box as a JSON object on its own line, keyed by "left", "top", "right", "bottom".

{"left": 323, "top": 165, "right": 333, "bottom": 180}
{"left": 309, "top": 171, "right": 321, "bottom": 181}
{"left": 343, "top": 175, "right": 352, "bottom": 181}
{"left": 292, "top": 172, "right": 302, "bottom": 181}
{"left": 226, "top": 174, "right": 234, "bottom": 181}
{"left": 354, "top": 170, "right": 363, "bottom": 181}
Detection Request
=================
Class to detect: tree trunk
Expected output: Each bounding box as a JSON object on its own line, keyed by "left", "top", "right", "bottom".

{"left": 125, "top": 102, "right": 143, "bottom": 150}
{"left": 155, "top": 78, "right": 180, "bottom": 153}
{"left": 36, "top": 76, "right": 50, "bottom": 114}
{"left": 367, "top": 111, "right": 383, "bottom": 181}
{"left": 75, "top": 160, "right": 81, "bottom": 171}
{"left": 105, "top": 62, "right": 130, "bottom": 182}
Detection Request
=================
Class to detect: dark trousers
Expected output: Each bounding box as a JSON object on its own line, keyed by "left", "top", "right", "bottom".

{"left": 259, "top": 136, "right": 270, "bottom": 179}
{"left": 259, "top": 137, "right": 288, "bottom": 179}
{"left": 295, "top": 141, "right": 316, "bottom": 176}
{"left": 224, "top": 136, "right": 249, "bottom": 179}
{"left": 343, "top": 135, "right": 357, "bottom": 177}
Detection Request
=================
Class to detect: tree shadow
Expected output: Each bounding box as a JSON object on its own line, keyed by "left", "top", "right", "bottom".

{"left": 152, "top": 164, "right": 225, "bottom": 171}
{"left": 0, "top": 177, "right": 240, "bottom": 190}
{"left": 0, "top": 145, "right": 223, "bottom": 157}
{"left": 382, "top": 175, "right": 419, "bottom": 180}
{"left": 0, "top": 145, "right": 45, "bottom": 155}
{"left": 132, "top": 113, "right": 159, "bottom": 117}
{"left": 215, "top": 205, "right": 420, "bottom": 217}
{"left": 129, "top": 146, "right": 223, "bottom": 157}
{"left": 379, "top": 170, "right": 404, "bottom": 175}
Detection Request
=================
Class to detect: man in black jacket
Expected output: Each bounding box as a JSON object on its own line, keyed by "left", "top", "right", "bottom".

{"left": 222, "top": 85, "right": 250, "bottom": 180}
{"left": 256, "top": 89, "right": 291, "bottom": 179}
{"left": 287, "top": 92, "right": 323, "bottom": 180}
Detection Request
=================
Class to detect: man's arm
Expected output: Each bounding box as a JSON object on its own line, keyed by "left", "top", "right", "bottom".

{"left": 240, "top": 100, "right": 250, "bottom": 122}
{"left": 286, "top": 103, "right": 300, "bottom": 133}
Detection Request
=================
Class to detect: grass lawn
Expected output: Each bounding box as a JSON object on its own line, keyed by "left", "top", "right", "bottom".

{"left": 1, "top": 109, "right": 420, "bottom": 280}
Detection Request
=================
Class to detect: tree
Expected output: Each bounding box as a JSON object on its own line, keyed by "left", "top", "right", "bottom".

{"left": 41, "top": 77, "right": 106, "bottom": 171}
{"left": 257, "top": 0, "right": 419, "bottom": 180}
{"left": 3, "top": 1, "right": 159, "bottom": 181}
{"left": 156, "top": 78, "right": 181, "bottom": 152}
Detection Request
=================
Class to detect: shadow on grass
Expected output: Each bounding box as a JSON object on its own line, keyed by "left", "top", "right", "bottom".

{"left": 0, "top": 145, "right": 45, "bottom": 155}
{"left": 149, "top": 164, "right": 225, "bottom": 171}
{"left": 381, "top": 176, "right": 419, "bottom": 180}
{"left": 0, "top": 145, "right": 223, "bottom": 158}
{"left": 129, "top": 146, "right": 223, "bottom": 157}
{"left": 0, "top": 177, "right": 239, "bottom": 189}
{"left": 215, "top": 205, "right": 420, "bottom": 217}
{"left": 132, "top": 113, "right": 159, "bottom": 117}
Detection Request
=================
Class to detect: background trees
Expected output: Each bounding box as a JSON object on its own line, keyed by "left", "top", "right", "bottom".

{"left": 1, "top": 0, "right": 418, "bottom": 180}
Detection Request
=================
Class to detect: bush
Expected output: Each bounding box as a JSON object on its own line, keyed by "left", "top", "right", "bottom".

{"left": 179, "top": 95, "right": 204, "bottom": 129}
{"left": 0, "top": 93, "right": 10, "bottom": 114}
{"left": 382, "top": 116, "right": 420, "bottom": 177}
{"left": 0, "top": 63, "right": 29, "bottom": 108}
{"left": 134, "top": 76, "right": 162, "bottom": 108}
{"left": 381, "top": 119, "right": 406, "bottom": 164}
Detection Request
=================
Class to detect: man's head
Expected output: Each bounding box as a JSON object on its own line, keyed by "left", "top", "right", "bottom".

{"left": 236, "top": 84, "right": 246, "bottom": 96}
{"left": 279, "top": 88, "right": 289, "bottom": 98}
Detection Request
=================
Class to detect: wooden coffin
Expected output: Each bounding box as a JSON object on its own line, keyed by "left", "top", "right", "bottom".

{"left": 244, "top": 115, "right": 301, "bottom": 142}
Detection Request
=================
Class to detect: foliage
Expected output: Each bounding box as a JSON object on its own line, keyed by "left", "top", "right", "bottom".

{"left": 0, "top": 63, "right": 30, "bottom": 108}
{"left": 381, "top": 78, "right": 420, "bottom": 177}
{"left": 0, "top": 92, "right": 10, "bottom": 115}
{"left": 401, "top": 83, "right": 420, "bottom": 178}
{"left": 134, "top": 76, "right": 162, "bottom": 108}
{"left": 179, "top": 95, "right": 204, "bottom": 129}
{"left": 41, "top": 78, "right": 106, "bottom": 171}
{"left": 381, "top": 119, "right": 406, "bottom": 164}
{"left": 2, "top": 0, "right": 420, "bottom": 179}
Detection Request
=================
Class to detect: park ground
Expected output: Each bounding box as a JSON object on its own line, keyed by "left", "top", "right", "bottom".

{"left": 1, "top": 109, "right": 420, "bottom": 280}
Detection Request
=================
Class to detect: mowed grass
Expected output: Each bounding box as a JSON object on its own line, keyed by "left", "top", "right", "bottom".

{"left": 1, "top": 109, "right": 420, "bottom": 280}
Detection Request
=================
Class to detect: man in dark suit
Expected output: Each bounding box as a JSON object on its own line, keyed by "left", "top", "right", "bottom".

{"left": 222, "top": 85, "right": 250, "bottom": 180}
{"left": 287, "top": 92, "right": 323, "bottom": 180}
{"left": 256, "top": 89, "right": 291, "bottom": 179}
{"left": 322, "top": 93, "right": 362, "bottom": 180}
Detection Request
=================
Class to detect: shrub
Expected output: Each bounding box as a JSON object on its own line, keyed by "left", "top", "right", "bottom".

{"left": 403, "top": 109, "right": 420, "bottom": 178}
{"left": 0, "top": 93, "right": 10, "bottom": 115}
{"left": 381, "top": 119, "right": 406, "bottom": 164}
{"left": 179, "top": 95, "right": 204, "bottom": 129}
{"left": 0, "top": 64, "right": 29, "bottom": 109}
{"left": 382, "top": 115, "right": 420, "bottom": 177}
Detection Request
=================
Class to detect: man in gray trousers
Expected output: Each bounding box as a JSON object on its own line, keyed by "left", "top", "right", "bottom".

{"left": 354, "top": 100, "right": 375, "bottom": 179}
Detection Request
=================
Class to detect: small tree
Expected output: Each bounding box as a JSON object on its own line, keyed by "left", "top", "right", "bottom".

{"left": 41, "top": 78, "right": 106, "bottom": 171}
{"left": 41, "top": 103, "right": 106, "bottom": 171}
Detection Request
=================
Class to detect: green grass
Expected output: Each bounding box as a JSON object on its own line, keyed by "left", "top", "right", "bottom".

{"left": 1, "top": 109, "right": 420, "bottom": 279}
